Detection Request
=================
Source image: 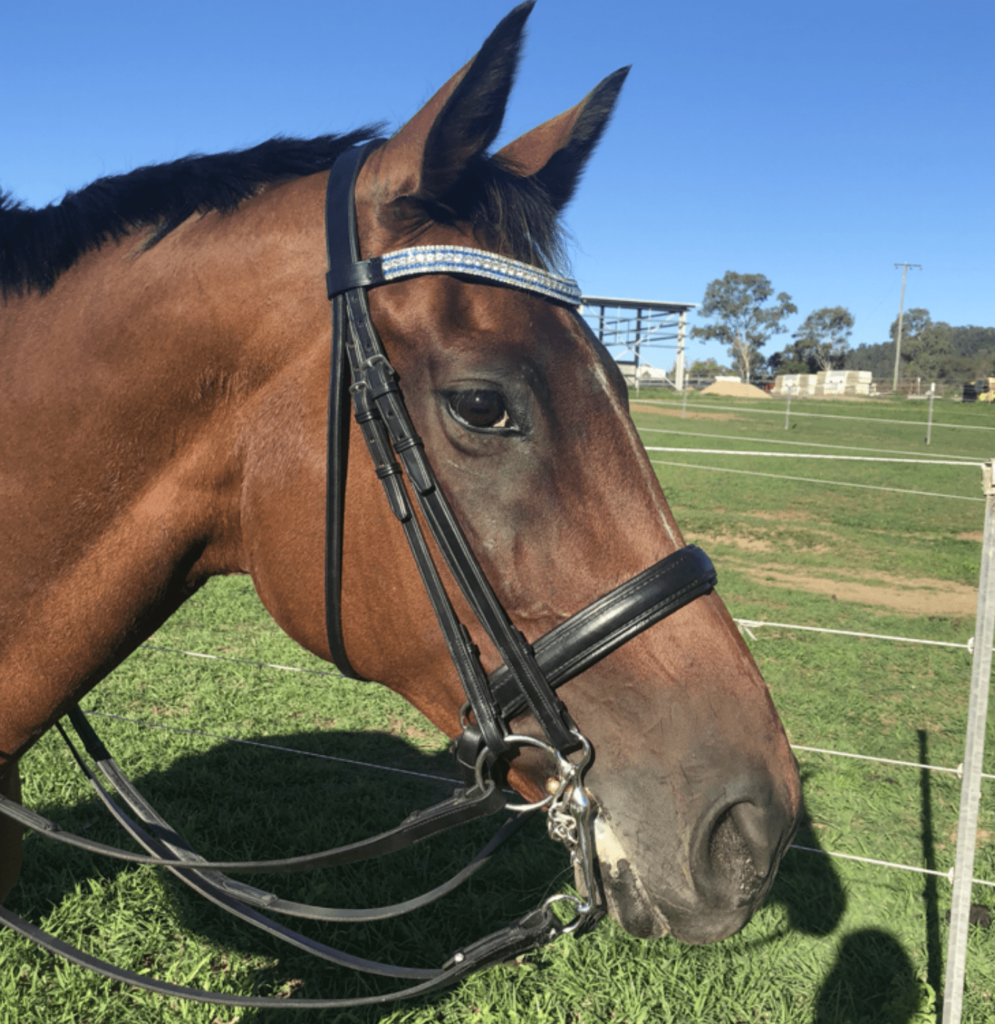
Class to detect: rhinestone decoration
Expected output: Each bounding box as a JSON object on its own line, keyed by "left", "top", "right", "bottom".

{"left": 376, "top": 245, "right": 581, "bottom": 306}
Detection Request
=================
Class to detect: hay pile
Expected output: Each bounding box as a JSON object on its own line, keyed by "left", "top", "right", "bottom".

{"left": 699, "top": 380, "right": 771, "bottom": 399}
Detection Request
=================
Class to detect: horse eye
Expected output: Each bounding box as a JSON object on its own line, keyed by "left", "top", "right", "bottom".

{"left": 449, "top": 390, "right": 512, "bottom": 430}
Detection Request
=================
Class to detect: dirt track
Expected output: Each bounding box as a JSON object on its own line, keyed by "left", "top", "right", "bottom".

{"left": 730, "top": 561, "right": 977, "bottom": 616}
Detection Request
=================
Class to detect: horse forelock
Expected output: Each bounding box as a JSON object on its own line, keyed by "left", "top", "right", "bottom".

{"left": 401, "top": 153, "right": 568, "bottom": 274}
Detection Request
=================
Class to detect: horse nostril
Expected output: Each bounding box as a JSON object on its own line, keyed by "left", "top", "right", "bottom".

{"left": 708, "top": 806, "right": 754, "bottom": 878}
{"left": 702, "top": 797, "right": 785, "bottom": 905}
{"left": 727, "top": 801, "right": 776, "bottom": 877}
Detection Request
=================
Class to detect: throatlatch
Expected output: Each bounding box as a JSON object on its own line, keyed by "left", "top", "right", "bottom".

{"left": 0, "top": 142, "right": 718, "bottom": 1008}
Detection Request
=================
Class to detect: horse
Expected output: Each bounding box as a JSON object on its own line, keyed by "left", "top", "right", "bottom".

{"left": 0, "top": 0, "right": 802, "bottom": 991}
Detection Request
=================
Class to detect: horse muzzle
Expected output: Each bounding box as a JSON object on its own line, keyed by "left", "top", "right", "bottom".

{"left": 588, "top": 768, "right": 801, "bottom": 944}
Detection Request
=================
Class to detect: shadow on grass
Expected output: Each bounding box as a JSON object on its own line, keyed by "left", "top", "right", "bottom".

{"left": 762, "top": 774, "right": 930, "bottom": 1024}
{"left": 814, "top": 928, "right": 922, "bottom": 1024}
{"left": 13, "top": 724, "right": 571, "bottom": 1020}
{"left": 767, "top": 778, "right": 847, "bottom": 939}
{"left": 918, "top": 728, "right": 944, "bottom": 1001}
{"left": 13, "top": 729, "right": 936, "bottom": 1023}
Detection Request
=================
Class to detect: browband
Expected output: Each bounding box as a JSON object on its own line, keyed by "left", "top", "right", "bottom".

{"left": 327, "top": 244, "right": 581, "bottom": 306}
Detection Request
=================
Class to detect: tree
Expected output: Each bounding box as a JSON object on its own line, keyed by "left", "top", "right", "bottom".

{"left": 690, "top": 272, "right": 797, "bottom": 381}
{"left": 767, "top": 350, "right": 810, "bottom": 375}
{"left": 890, "top": 308, "right": 953, "bottom": 380}
{"left": 889, "top": 307, "right": 932, "bottom": 349}
{"left": 789, "top": 306, "right": 855, "bottom": 371}
{"left": 687, "top": 357, "right": 731, "bottom": 379}
{"left": 846, "top": 323, "right": 995, "bottom": 381}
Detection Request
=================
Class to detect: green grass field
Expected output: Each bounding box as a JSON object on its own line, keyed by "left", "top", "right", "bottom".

{"left": 3, "top": 391, "right": 995, "bottom": 1023}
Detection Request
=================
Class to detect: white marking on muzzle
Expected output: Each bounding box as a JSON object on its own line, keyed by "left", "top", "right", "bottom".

{"left": 585, "top": 813, "right": 672, "bottom": 938}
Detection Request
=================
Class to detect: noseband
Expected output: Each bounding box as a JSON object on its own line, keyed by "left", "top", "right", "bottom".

{"left": 0, "top": 142, "right": 717, "bottom": 1008}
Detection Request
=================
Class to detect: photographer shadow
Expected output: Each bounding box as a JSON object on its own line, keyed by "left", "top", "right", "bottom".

{"left": 763, "top": 783, "right": 924, "bottom": 1024}
{"left": 814, "top": 929, "right": 921, "bottom": 1024}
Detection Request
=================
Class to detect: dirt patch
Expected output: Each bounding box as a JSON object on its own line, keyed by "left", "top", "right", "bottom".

{"left": 699, "top": 380, "right": 772, "bottom": 399}
{"left": 733, "top": 563, "right": 978, "bottom": 616}
{"left": 949, "top": 827, "right": 993, "bottom": 851}
{"left": 698, "top": 532, "right": 834, "bottom": 557}
{"left": 631, "top": 404, "right": 737, "bottom": 422}
{"left": 741, "top": 510, "right": 813, "bottom": 523}
{"left": 957, "top": 531, "right": 984, "bottom": 543}
{"left": 702, "top": 533, "right": 775, "bottom": 554}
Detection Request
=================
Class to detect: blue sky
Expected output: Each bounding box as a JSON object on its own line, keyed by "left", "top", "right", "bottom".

{"left": 3, "top": 0, "right": 991, "bottom": 371}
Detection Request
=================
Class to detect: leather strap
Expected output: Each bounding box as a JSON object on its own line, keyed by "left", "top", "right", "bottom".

{"left": 0, "top": 902, "right": 558, "bottom": 1008}
{"left": 322, "top": 142, "right": 383, "bottom": 680}
{"left": 0, "top": 706, "right": 553, "bottom": 1002}
{"left": 325, "top": 144, "right": 579, "bottom": 754}
{"left": 0, "top": 706, "right": 507, "bottom": 876}
{"left": 489, "top": 545, "right": 716, "bottom": 719}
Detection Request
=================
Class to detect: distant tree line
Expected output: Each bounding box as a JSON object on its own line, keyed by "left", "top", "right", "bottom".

{"left": 686, "top": 271, "right": 994, "bottom": 383}
{"left": 845, "top": 314, "right": 995, "bottom": 383}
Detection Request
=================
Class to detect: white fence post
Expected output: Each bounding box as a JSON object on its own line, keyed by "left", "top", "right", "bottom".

{"left": 942, "top": 459, "right": 995, "bottom": 1023}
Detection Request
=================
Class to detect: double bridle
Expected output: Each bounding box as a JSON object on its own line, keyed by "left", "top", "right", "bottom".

{"left": 0, "top": 143, "right": 717, "bottom": 1008}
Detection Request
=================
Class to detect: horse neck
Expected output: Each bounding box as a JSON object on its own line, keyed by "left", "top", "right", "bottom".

{"left": 0, "top": 176, "right": 332, "bottom": 685}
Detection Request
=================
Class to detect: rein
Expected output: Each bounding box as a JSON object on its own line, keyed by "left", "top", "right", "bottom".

{"left": 0, "top": 142, "right": 717, "bottom": 1007}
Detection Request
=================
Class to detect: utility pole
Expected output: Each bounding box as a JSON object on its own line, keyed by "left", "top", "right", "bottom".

{"left": 892, "top": 263, "right": 922, "bottom": 392}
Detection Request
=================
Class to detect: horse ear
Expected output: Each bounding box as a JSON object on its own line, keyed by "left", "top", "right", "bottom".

{"left": 370, "top": 2, "right": 533, "bottom": 206}
{"left": 495, "top": 66, "right": 630, "bottom": 211}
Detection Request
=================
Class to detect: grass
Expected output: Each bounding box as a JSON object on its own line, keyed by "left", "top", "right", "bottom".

{"left": 3, "top": 391, "right": 995, "bottom": 1023}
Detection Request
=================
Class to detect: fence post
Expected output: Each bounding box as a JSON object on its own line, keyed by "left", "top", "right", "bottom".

{"left": 927, "top": 389, "right": 935, "bottom": 445}
{"left": 942, "top": 459, "right": 995, "bottom": 1023}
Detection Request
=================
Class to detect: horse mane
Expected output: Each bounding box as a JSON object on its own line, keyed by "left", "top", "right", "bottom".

{"left": 0, "top": 131, "right": 567, "bottom": 299}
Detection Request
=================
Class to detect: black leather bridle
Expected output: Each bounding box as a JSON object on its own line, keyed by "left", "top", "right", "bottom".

{"left": 324, "top": 141, "right": 716, "bottom": 770}
{"left": 0, "top": 142, "right": 717, "bottom": 1008}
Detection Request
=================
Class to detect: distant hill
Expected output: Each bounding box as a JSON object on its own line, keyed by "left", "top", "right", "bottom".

{"left": 846, "top": 324, "right": 995, "bottom": 382}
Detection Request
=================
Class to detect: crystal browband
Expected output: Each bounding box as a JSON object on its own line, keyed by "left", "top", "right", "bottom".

{"left": 332, "top": 245, "right": 582, "bottom": 307}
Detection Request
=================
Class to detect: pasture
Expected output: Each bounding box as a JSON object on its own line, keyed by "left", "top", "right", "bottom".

{"left": 2, "top": 392, "right": 994, "bottom": 1023}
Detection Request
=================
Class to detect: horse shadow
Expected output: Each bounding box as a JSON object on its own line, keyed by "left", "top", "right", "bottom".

{"left": 760, "top": 773, "right": 928, "bottom": 1024}
{"left": 766, "top": 807, "right": 848, "bottom": 939}
{"left": 14, "top": 737, "right": 930, "bottom": 1022}
{"left": 14, "top": 724, "right": 571, "bottom": 1017}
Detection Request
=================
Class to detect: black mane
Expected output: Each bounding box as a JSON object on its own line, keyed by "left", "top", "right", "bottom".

{"left": 0, "top": 131, "right": 566, "bottom": 299}
{"left": 0, "top": 131, "right": 380, "bottom": 298}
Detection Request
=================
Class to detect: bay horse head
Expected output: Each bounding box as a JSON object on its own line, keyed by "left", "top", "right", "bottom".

{"left": 0, "top": 0, "right": 801, "bottom": 966}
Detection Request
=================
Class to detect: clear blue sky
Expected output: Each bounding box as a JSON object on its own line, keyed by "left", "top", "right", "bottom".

{"left": 3, "top": 0, "right": 991, "bottom": 371}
